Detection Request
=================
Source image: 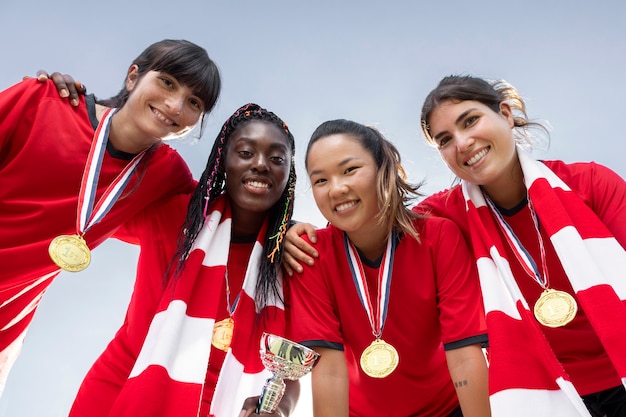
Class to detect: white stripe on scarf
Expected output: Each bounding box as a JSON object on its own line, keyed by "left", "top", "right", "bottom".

{"left": 463, "top": 147, "right": 626, "bottom": 416}
{"left": 124, "top": 195, "right": 285, "bottom": 417}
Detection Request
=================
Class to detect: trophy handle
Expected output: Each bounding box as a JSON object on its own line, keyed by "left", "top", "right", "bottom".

{"left": 255, "top": 375, "right": 286, "bottom": 414}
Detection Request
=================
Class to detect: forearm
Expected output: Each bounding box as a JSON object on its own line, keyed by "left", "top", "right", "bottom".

{"left": 311, "top": 348, "right": 349, "bottom": 417}
{"left": 446, "top": 344, "right": 491, "bottom": 417}
{"left": 276, "top": 380, "right": 300, "bottom": 417}
{"left": 312, "top": 375, "right": 348, "bottom": 417}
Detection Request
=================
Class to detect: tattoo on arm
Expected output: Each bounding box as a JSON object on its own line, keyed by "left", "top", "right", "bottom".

{"left": 454, "top": 379, "right": 468, "bottom": 389}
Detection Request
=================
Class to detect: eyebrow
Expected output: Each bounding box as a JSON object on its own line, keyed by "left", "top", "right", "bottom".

{"left": 432, "top": 108, "right": 476, "bottom": 142}
{"left": 308, "top": 156, "right": 357, "bottom": 177}
{"left": 235, "top": 137, "right": 289, "bottom": 151}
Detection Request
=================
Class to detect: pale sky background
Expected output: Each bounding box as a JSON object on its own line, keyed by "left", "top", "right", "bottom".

{"left": 1, "top": 1, "right": 625, "bottom": 416}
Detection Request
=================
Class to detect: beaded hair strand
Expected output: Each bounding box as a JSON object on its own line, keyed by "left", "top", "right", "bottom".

{"left": 171, "top": 103, "right": 297, "bottom": 310}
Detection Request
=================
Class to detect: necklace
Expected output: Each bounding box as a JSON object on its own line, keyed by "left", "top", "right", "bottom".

{"left": 485, "top": 194, "right": 578, "bottom": 327}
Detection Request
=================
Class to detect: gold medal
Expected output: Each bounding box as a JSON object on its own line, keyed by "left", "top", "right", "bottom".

{"left": 212, "top": 317, "right": 234, "bottom": 352}
{"left": 534, "top": 289, "right": 578, "bottom": 328}
{"left": 360, "top": 339, "right": 399, "bottom": 378}
{"left": 48, "top": 234, "right": 91, "bottom": 272}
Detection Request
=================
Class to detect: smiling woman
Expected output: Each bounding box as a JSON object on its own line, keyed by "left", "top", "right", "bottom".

{"left": 68, "top": 103, "right": 300, "bottom": 417}
{"left": 288, "top": 119, "right": 490, "bottom": 417}
{"left": 224, "top": 120, "right": 292, "bottom": 237}
{"left": 419, "top": 75, "right": 626, "bottom": 417}
{"left": 0, "top": 38, "right": 220, "bottom": 397}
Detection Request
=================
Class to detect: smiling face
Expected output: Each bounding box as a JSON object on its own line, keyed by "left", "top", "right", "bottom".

{"left": 117, "top": 67, "right": 205, "bottom": 145}
{"left": 307, "top": 134, "right": 384, "bottom": 245}
{"left": 223, "top": 120, "right": 292, "bottom": 235}
{"left": 427, "top": 99, "right": 523, "bottom": 203}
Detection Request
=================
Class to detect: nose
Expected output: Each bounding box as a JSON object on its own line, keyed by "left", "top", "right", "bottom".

{"left": 456, "top": 133, "right": 475, "bottom": 152}
{"left": 165, "top": 93, "right": 185, "bottom": 115}
{"left": 252, "top": 154, "right": 269, "bottom": 172}
{"left": 328, "top": 177, "right": 348, "bottom": 198}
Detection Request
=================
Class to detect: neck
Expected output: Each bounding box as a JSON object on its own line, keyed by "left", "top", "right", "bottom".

{"left": 482, "top": 156, "right": 526, "bottom": 210}
{"left": 346, "top": 223, "right": 390, "bottom": 262}
{"left": 230, "top": 205, "right": 266, "bottom": 240}
{"left": 97, "top": 105, "right": 158, "bottom": 154}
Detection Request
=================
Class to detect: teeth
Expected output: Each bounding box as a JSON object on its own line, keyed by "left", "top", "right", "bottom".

{"left": 467, "top": 148, "right": 489, "bottom": 166}
{"left": 153, "top": 108, "right": 174, "bottom": 125}
{"left": 247, "top": 181, "right": 269, "bottom": 189}
{"left": 336, "top": 201, "right": 357, "bottom": 212}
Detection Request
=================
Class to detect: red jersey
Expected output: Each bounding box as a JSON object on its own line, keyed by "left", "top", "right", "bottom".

{"left": 418, "top": 160, "right": 626, "bottom": 395}
{"left": 70, "top": 194, "right": 191, "bottom": 417}
{"left": 0, "top": 79, "right": 194, "bottom": 387}
{"left": 71, "top": 195, "right": 275, "bottom": 417}
{"left": 290, "top": 217, "right": 487, "bottom": 417}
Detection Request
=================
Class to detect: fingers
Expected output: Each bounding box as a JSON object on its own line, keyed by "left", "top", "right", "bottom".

{"left": 239, "top": 396, "right": 263, "bottom": 417}
{"left": 50, "top": 72, "right": 86, "bottom": 106}
{"left": 282, "top": 250, "right": 302, "bottom": 276}
{"left": 22, "top": 69, "right": 50, "bottom": 82}
{"left": 36, "top": 69, "right": 50, "bottom": 82}
{"left": 289, "top": 224, "right": 319, "bottom": 258}
{"left": 282, "top": 223, "right": 320, "bottom": 276}
{"left": 302, "top": 223, "right": 318, "bottom": 244}
{"left": 282, "top": 240, "right": 314, "bottom": 275}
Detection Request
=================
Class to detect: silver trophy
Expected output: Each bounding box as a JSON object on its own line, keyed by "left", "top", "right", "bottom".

{"left": 256, "top": 332, "right": 320, "bottom": 414}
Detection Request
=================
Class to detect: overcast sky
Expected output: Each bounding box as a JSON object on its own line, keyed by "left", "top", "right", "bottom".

{"left": 1, "top": 1, "right": 625, "bottom": 416}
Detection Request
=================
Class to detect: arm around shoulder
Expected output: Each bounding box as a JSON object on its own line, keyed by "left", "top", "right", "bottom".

{"left": 283, "top": 222, "right": 319, "bottom": 276}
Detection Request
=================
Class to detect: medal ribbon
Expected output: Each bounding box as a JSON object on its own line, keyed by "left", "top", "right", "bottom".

{"left": 344, "top": 231, "right": 396, "bottom": 338}
{"left": 484, "top": 193, "right": 549, "bottom": 288}
{"left": 224, "top": 270, "right": 241, "bottom": 317}
{"left": 76, "top": 108, "right": 148, "bottom": 234}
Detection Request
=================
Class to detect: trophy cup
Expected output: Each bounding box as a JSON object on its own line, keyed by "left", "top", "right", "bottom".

{"left": 255, "top": 332, "right": 320, "bottom": 414}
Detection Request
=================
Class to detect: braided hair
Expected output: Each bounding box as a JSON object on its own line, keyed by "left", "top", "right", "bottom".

{"left": 173, "top": 103, "right": 296, "bottom": 309}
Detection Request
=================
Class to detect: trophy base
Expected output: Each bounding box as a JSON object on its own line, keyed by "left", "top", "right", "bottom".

{"left": 256, "top": 376, "right": 285, "bottom": 414}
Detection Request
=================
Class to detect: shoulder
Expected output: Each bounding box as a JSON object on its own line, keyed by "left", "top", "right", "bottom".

{"left": 411, "top": 215, "right": 464, "bottom": 245}
{"left": 124, "top": 191, "right": 192, "bottom": 238}
{"left": 1, "top": 78, "right": 69, "bottom": 109}
{"left": 151, "top": 141, "right": 188, "bottom": 163}
{"left": 146, "top": 143, "right": 194, "bottom": 190}
{"left": 416, "top": 186, "right": 464, "bottom": 215}
{"left": 303, "top": 225, "right": 344, "bottom": 258}
{"left": 542, "top": 159, "right": 623, "bottom": 193}
{"left": 305, "top": 225, "right": 338, "bottom": 245}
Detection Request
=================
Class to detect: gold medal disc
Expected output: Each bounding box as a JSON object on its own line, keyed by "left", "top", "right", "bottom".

{"left": 212, "top": 317, "right": 234, "bottom": 352}
{"left": 48, "top": 234, "right": 91, "bottom": 272}
{"left": 534, "top": 289, "right": 578, "bottom": 328}
{"left": 360, "top": 339, "right": 399, "bottom": 378}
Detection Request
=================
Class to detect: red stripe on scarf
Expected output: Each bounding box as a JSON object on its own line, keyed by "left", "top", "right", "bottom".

{"left": 108, "top": 195, "right": 286, "bottom": 417}
{"left": 463, "top": 150, "right": 626, "bottom": 415}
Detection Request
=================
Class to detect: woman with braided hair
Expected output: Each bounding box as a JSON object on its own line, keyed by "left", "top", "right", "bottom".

{"left": 69, "top": 103, "right": 299, "bottom": 417}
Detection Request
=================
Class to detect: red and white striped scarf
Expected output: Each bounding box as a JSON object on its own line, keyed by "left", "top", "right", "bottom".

{"left": 462, "top": 149, "right": 626, "bottom": 416}
{"left": 108, "top": 195, "right": 285, "bottom": 417}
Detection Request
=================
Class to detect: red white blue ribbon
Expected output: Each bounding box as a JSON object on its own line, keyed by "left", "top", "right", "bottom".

{"left": 484, "top": 194, "right": 549, "bottom": 288}
{"left": 76, "top": 108, "right": 147, "bottom": 234}
{"left": 344, "top": 231, "right": 396, "bottom": 338}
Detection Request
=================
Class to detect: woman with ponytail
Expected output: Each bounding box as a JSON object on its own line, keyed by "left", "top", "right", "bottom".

{"left": 288, "top": 119, "right": 489, "bottom": 417}
{"left": 417, "top": 75, "right": 626, "bottom": 417}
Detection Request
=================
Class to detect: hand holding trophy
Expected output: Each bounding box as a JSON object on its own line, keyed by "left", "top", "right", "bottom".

{"left": 255, "top": 333, "right": 320, "bottom": 414}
